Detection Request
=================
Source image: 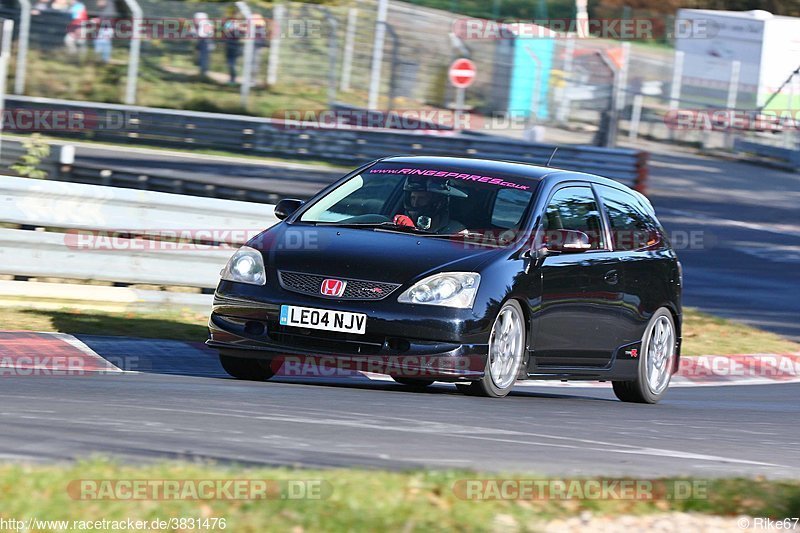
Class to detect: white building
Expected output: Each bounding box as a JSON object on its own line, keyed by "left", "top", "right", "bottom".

{"left": 675, "top": 9, "right": 800, "bottom": 108}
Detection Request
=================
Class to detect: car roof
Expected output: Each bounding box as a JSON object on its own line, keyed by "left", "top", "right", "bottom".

{"left": 378, "top": 156, "right": 561, "bottom": 181}
{"left": 377, "top": 155, "right": 637, "bottom": 194}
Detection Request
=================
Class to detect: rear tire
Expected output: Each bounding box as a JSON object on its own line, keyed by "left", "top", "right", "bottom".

{"left": 219, "top": 354, "right": 275, "bottom": 381}
{"left": 462, "top": 300, "right": 526, "bottom": 398}
{"left": 392, "top": 377, "right": 434, "bottom": 390}
{"left": 612, "top": 308, "right": 676, "bottom": 404}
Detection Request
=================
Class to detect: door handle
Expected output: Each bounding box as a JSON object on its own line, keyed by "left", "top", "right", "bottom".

{"left": 604, "top": 270, "right": 619, "bottom": 285}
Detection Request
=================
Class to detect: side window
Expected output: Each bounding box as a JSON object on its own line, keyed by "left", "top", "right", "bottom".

{"left": 598, "top": 185, "right": 661, "bottom": 251}
{"left": 491, "top": 189, "right": 533, "bottom": 229}
{"left": 542, "top": 186, "right": 605, "bottom": 250}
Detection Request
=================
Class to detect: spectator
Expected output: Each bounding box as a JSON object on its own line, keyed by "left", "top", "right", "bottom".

{"left": 92, "top": 0, "right": 115, "bottom": 64}
{"left": 223, "top": 13, "right": 242, "bottom": 85}
{"left": 64, "top": 0, "right": 89, "bottom": 56}
{"left": 194, "top": 12, "right": 213, "bottom": 78}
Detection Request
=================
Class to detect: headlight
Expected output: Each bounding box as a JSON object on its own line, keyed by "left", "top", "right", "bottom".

{"left": 397, "top": 272, "right": 480, "bottom": 309}
{"left": 220, "top": 246, "right": 266, "bottom": 286}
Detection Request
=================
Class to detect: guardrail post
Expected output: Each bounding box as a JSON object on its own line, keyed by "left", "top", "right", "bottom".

{"left": 340, "top": 7, "right": 358, "bottom": 92}
{"left": 615, "top": 42, "right": 630, "bottom": 115}
{"left": 382, "top": 22, "right": 398, "bottom": 111}
{"left": 628, "top": 93, "right": 643, "bottom": 141}
{"left": 555, "top": 35, "right": 575, "bottom": 124}
{"left": 0, "top": 19, "right": 14, "bottom": 162}
{"left": 723, "top": 60, "right": 741, "bottom": 151}
{"left": 321, "top": 8, "right": 339, "bottom": 109}
{"left": 669, "top": 50, "right": 684, "bottom": 111}
{"left": 634, "top": 150, "right": 649, "bottom": 194}
{"left": 784, "top": 71, "right": 797, "bottom": 149}
{"left": 367, "top": 0, "right": 389, "bottom": 110}
{"left": 597, "top": 49, "right": 618, "bottom": 148}
{"left": 266, "top": 4, "right": 284, "bottom": 86}
{"left": 122, "top": 0, "right": 142, "bottom": 104}
{"left": 14, "top": 0, "right": 30, "bottom": 95}
{"left": 58, "top": 145, "right": 75, "bottom": 182}
{"left": 235, "top": 1, "right": 255, "bottom": 108}
{"left": 668, "top": 50, "right": 684, "bottom": 142}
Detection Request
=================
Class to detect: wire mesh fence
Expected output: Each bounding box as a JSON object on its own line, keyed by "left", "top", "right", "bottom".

{"left": 0, "top": 0, "right": 794, "bottom": 149}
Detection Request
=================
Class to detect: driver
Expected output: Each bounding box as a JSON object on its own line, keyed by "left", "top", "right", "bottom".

{"left": 396, "top": 176, "right": 467, "bottom": 233}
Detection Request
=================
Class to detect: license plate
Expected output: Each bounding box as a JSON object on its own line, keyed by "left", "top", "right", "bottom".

{"left": 279, "top": 305, "right": 367, "bottom": 335}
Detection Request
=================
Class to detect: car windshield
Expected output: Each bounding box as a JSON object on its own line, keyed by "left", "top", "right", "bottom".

{"left": 298, "top": 163, "right": 536, "bottom": 244}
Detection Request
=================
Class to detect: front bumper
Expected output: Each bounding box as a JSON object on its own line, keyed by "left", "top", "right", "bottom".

{"left": 207, "top": 291, "right": 490, "bottom": 380}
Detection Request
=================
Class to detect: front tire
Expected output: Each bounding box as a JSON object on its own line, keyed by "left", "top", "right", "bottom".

{"left": 613, "top": 308, "right": 677, "bottom": 404}
{"left": 219, "top": 354, "right": 276, "bottom": 381}
{"left": 460, "top": 300, "right": 526, "bottom": 398}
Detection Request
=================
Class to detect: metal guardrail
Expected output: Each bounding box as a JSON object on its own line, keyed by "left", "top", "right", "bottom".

{"left": 63, "top": 162, "right": 341, "bottom": 203}
{"left": 5, "top": 95, "right": 649, "bottom": 192}
{"left": 0, "top": 175, "right": 278, "bottom": 289}
{"left": 0, "top": 138, "right": 341, "bottom": 203}
{"left": 733, "top": 139, "right": 800, "bottom": 172}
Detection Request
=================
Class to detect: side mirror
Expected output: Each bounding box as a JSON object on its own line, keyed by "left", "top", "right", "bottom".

{"left": 546, "top": 229, "right": 592, "bottom": 254}
{"left": 274, "top": 198, "right": 304, "bottom": 220}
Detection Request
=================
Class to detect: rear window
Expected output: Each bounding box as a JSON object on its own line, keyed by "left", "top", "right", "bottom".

{"left": 597, "top": 185, "right": 662, "bottom": 251}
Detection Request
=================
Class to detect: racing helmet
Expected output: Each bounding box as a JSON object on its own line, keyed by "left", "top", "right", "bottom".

{"left": 403, "top": 176, "right": 455, "bottom": 223}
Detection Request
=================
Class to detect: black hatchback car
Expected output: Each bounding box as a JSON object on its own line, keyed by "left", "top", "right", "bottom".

{"left": 208, "top": 156, "right": 681, "bottom": 403}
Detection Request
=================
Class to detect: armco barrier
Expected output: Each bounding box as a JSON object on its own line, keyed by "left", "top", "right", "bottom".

{"left": 0, "top": 176, "right": 278, "bottom": 289}
{"left": 0, "top": 138, "right": 341, "bottom": 203}
{"left": 733, "top": 138, "right": 800, "bottom": 171}
{"left": 63, "top": 161, "right": 342, "bottom": 203}
{"left": 5, "top": 96, "right": 649, "bottom": 193}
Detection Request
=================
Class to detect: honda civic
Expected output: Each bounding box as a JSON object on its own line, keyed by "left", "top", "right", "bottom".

{"left": 207, "top": 156, "right": 682, "bottom": 403}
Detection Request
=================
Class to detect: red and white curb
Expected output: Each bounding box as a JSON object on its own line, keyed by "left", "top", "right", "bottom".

{"left": 0, "top": 331, "right": 123, "bottom": 375}
{"left": 0, "top": 331, "right": 798, "bottom": 388}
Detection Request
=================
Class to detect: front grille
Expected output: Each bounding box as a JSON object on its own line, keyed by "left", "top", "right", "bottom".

{"left": 268, "top": 321, "right": 385, "bottom": 355}
{"left": 278, "top": 271, "right": 401, "bottom": 300}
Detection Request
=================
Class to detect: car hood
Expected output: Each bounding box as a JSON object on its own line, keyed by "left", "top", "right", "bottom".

{"left": 252, "top": 224, "right": 504, "bottom": 284}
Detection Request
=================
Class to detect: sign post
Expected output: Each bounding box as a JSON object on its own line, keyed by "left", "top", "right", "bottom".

{"left": 448, "top": 58, "right": 476, "bottom": 129}
{"left": 0, "top": 19, "right": 14, "bottom": 162}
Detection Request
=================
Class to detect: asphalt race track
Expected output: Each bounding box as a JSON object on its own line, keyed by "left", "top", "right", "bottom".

{"left": 3, "top": 142, "right": 796, "bottom": 476}
{"left": 2, "top": 362, "right": 799, "bottom": 478}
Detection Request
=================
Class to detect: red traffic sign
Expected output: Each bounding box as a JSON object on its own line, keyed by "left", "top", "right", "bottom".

{"left": 449, "top": 58, "right": 476, "bottom": 89}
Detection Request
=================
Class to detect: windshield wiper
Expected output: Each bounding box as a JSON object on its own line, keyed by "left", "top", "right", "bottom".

{"left": 314, "top": 222, "right": 433, "bottom": 235}
{"left": 424, "top": 231, "right": 510, "bottom": 247}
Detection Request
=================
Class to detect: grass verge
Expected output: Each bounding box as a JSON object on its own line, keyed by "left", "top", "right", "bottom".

{"left": 1, "top": 304, "right": 798, "bottom": 356}
{"left": 0, "top": 459, "right": 798, "bottom": 532}
{"left": 681, "top": 308, "right": 800, "bottom": 356}
{"left": 1, "top": 306, "right": 208, "bottom": 343}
